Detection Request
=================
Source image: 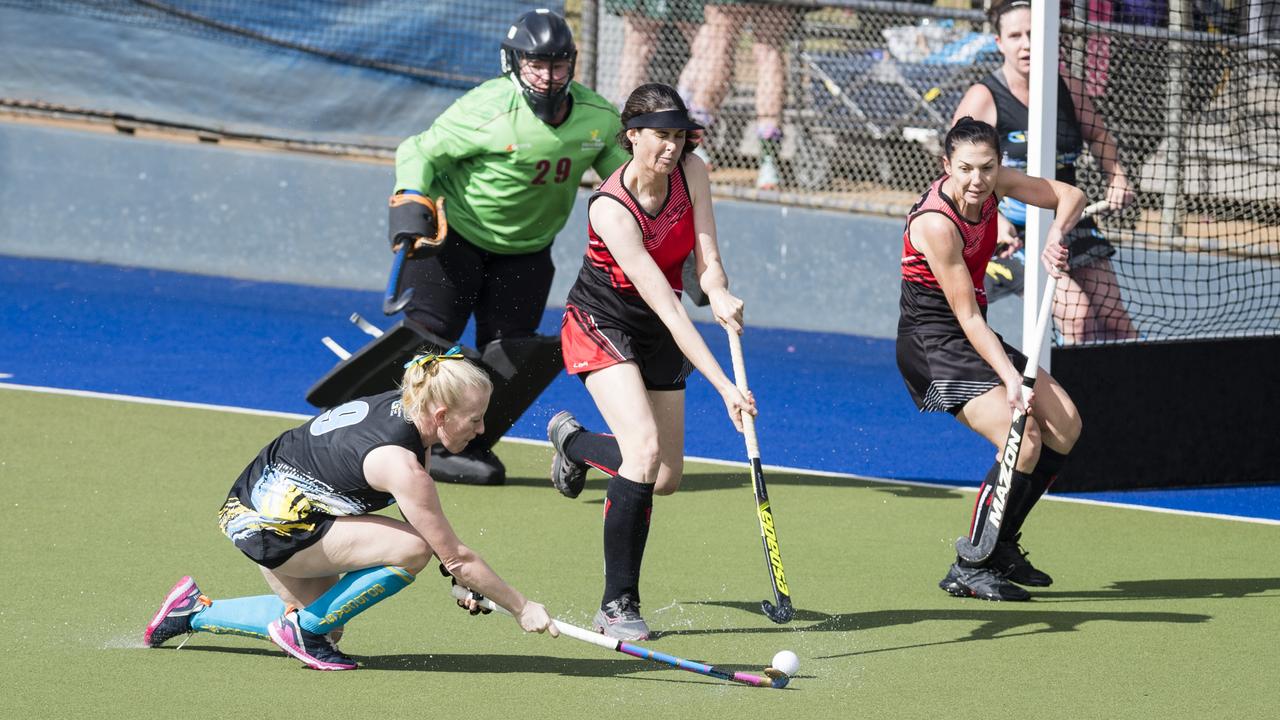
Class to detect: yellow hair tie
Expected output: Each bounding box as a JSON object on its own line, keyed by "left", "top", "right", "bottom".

{"left": 403, "top": 345, "right": 464, "bottom": 370}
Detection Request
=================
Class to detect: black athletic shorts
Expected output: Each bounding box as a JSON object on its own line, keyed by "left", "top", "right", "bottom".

{"left": 1063, "top": 221, "right": 1117, "bottom": 269}
{"left": 1011, "top": 218, "right": 1116, "bottom": 270}
{"left": 218, "top": 465, "right": 337, "bottom": 569}
{"left": 986, "top": 220, "right": 1116, "bottom": 302}
{"left": 561, "top": 285, "right": 692, "bottom": 392}
{"left": 402, "top": 227, "right": 556, "bottom": 349}
{"left": 896, "top": 330, "right": 1030, "bottom": 415}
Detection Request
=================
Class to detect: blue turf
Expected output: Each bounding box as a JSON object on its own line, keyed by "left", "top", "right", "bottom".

{"left": 4, "top": 255, "right": 1276, "bottom": 521}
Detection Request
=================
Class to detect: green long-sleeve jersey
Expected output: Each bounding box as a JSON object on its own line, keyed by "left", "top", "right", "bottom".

{"left": 394, "top": 77, "right": 630, "bottom": 255}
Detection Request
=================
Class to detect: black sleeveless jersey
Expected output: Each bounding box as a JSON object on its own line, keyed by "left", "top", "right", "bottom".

{"left": 979, "top": 70, "right": 1084, "bottom": 186}
{"left": 227, "top": 390, "right": 425, "bottom": 519}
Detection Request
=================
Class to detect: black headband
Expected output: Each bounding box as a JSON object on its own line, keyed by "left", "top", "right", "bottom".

{"left": 994, "top": 0, "right": 1031, "bottom": 14}
{"left": 624, "top": 109, "right": 702, "bottom": 131}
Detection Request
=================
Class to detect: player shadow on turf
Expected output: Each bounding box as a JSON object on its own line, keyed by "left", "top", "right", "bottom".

{"left": 502, "top": 468, "right": 967, "bottom": 500}
{"left": 359, "top": 652, "right": 769, "bottom": 684}
{"left": 1030, "top": 576, "right": 1280, "bottom": 602}
{"left": 167, "top": 645, "right": 765, "bottom": 683}
{"left": 809, "top": 607, "right": 1213, "bottom": 660}
{"left": 663, "top": 603, "right": 1211, "bottom": 658}
{"left": 655, "top": 600, "right": 831, "bottom": 626}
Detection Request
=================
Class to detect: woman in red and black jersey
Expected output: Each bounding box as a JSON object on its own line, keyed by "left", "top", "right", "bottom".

{"left": 898, "top": 118, "right": 1084, "bottom": 602}
{"left": 547, "top": 83, "right": 755, "bottom": 640}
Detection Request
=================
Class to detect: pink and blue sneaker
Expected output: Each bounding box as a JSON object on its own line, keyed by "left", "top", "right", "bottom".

{"left": 267, "top": 609, "right": 358, "bottom": 671}
{"left": 143, "top": 576, "right": 210, "bottom": 647}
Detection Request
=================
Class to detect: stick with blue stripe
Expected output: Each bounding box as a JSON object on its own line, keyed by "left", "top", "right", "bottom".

{"left": 449, "top": 585, "right": 790, "bottom": 689}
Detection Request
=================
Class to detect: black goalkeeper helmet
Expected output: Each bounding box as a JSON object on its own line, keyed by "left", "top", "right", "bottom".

{"left": 500, "top": 8, "right": 577, "bottom": 123}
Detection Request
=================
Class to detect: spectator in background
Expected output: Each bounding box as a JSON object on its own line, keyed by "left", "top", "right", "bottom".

{"left": 679, "top": 1, "right": 797, "bottom": 190}
{"left": 390, "top": 9, "right": 630, "bottom": 485}
{"left": 953, "top": 0, "right": 1138, "bottom": 343}
{"left": 606, "top": 0, "right": 704, "bottom": 107}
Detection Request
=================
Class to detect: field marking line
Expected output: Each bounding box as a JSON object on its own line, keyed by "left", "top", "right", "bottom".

{"left": 3, "top": 382, "right": 1276, "bottom": 526}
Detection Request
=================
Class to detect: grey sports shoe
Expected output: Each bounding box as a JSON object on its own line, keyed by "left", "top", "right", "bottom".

{"left": 939, "top": 561, "right": 1031, "bottom": 602}
{"left": 547, "top": 411, "right": 588, "bottom": 499}
{"left": 594, "top": 596, "right": 649, "bottom": 641}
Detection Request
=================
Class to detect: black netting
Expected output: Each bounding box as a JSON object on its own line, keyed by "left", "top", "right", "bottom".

{"left": 1059, "top": 4, "right": 1280, "bottom": 343}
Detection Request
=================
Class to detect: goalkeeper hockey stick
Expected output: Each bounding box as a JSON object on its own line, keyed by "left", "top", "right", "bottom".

{"left": 383, "top": 196, "right": 448, "bottom": 315}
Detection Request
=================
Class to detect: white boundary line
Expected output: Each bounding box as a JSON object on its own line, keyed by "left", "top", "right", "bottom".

{"left": 0, "top": 382, "right": 310, "bottom": 421}
{"left": 5, "top": 382, "right": 1278, "bottom": 526}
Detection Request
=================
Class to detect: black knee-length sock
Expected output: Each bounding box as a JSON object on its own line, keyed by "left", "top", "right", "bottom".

{"left": 565, "top": 430, "right": 623, "bottom": 476}
{"left": 601, "top": 474, "right": 653, "bottom": 608}
{"left": 1006, "top": 447, "right": 1069, "bottom": 537}
{"left": 963, "top": 462, "right": 1033, "bottom": 552}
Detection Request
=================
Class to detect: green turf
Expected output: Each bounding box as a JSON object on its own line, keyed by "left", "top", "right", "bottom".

{"left": 3, "top": 387, "right": 1277, "bottom": 718}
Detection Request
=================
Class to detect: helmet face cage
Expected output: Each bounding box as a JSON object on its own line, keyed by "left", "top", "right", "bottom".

{"left": 500, "top": 10, "right": 577, "bottom": 123}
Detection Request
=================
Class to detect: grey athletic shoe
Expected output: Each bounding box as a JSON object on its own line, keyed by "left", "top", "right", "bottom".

{"left": 593, "top": 596, "right": 650, "bottom": 641}
{"left": 939, "top": 561, "right": 1031, "bottom": 602}
{"left": 990, "top": 533, "right": 1053, "bottom": 587}
{"left": 547, "top": 411, "right": 588, "bottom": 499}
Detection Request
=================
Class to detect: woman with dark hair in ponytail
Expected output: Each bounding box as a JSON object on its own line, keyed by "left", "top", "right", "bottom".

{"left": 546, "top": 82, "right": 756, "bottom": 639}
{"left": 897, "top": 117, "right": 1085, "bottom": 601}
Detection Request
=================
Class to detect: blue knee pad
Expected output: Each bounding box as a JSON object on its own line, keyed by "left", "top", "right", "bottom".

{"left": 190, "top": 594, "right": 284, "bottom": 639}
{"left": 297, "top": 566, "right": 415, "bottom": 634}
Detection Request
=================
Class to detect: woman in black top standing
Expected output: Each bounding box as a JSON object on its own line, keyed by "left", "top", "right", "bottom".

{"left": 954, "top": 0, "right": 1138, "bottom": 344}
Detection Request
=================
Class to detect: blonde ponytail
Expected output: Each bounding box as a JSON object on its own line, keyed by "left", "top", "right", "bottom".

{"left": 400, "top": 346, "right": 492, "bottom": 421}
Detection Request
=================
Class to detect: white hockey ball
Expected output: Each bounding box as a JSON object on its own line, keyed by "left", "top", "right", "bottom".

{"left": 771, "top": 650, "right": 800, "bottom": 676}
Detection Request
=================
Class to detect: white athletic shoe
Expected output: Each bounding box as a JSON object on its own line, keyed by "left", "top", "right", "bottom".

{"left": 756, "top": 154, "right": 780, "bottom": 190}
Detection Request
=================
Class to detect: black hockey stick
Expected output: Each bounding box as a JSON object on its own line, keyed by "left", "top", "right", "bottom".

{"left": 956, "top": 272, "right": 1059, "bottom": 563}
{"left": 726, "top": 328, "right": 794, "bottom": 624}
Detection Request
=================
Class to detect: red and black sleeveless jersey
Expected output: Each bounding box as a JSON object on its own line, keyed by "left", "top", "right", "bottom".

{"left": 901, "top": 175, "right": 999, "bottom": 303}
{"left": 898, "top": 175, "right": 998, "bottom": 335}
{"left": 578, "top": 159, "right": 696, "bottom": 296}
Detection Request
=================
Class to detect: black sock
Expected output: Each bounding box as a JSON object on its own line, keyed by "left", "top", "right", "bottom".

{"left": 996, "top": 469, "right": 1034, "bottom": 542}
{"left": 963, "top": 463, "right": 1000, "bottom": 552}
{"left": 565, "top": 430, "right": 623, "bottom": 476}
{"left": 601, "top": 474, "right": 653, "bottom": 608}
{"left": 1006, "top": 447, "right": 1069, "bottom": 537}
{"left": 962, "top": 462, "right": 1033, "bottom": 557}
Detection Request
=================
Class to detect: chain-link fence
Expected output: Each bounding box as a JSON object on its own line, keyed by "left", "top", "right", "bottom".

{"left": 3, "top": 0, "right": 1276, "bottom": 342}
{"left": 585, "top": 1, "right": 1000, "bottom": 212}
{"left": 1057, "top": 3, "right": 1280, "bottom": 342}
{"left": 583, "top": 0, "right": 1280, "bottom": 343}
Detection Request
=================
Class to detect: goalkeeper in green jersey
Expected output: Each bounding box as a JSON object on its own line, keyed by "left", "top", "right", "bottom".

{"left": 386, "top": 8, "right": 631, "bottom": 486}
